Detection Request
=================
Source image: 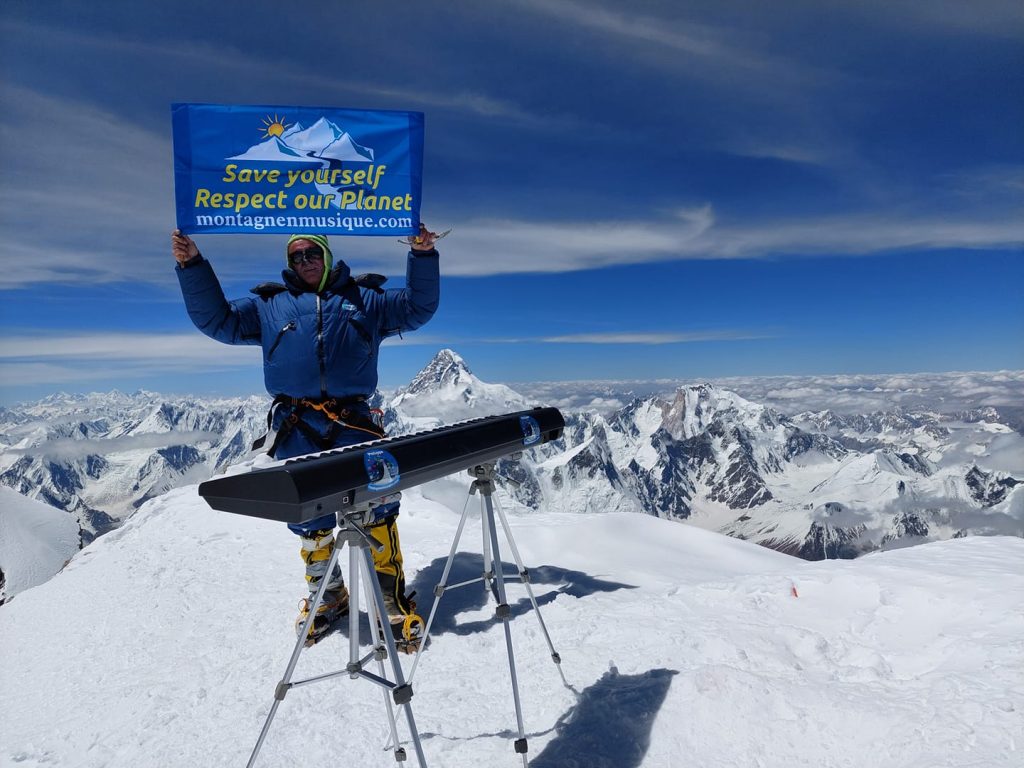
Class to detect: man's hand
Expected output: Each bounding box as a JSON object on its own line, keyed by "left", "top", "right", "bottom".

{"left": 171, "top": 229, "right": 200, "bottom": 265}
{"left": 410, "top": 223, "right": 439, "bottom": 252}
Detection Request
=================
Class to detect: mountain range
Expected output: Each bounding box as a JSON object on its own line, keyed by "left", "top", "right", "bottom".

{"left": 1, "top": 349, "right": 1020, "bottom": 601}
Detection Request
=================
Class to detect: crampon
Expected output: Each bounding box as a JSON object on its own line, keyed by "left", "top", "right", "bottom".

{"left": 380, "top": 611, "right": 425, "bottom": 655}
{"left": 295, "top": 586, "right": 350, "bottom": 647}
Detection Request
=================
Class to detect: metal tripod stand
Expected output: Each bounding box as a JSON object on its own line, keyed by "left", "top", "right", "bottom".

{"left": 247, "top": 505, "right": 427, "bottom": 768}
{"left": 407, "top": 460, "right": 566, "bottom": 767}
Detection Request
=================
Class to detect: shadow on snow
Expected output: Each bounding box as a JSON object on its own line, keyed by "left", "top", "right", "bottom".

{"left": 530, "top": 665, "right": 678, "bottom": 768}
{"left": 406, "top": 552, "right": 635, "bottom": 637}
{"left": 318, "top": 552, "right": 633, "bottom": 649}
{"left": 419, "top": 665, "right": 678, "bottom": 768}
{"left": 315, "top": 554, "right": 669, "bottom": 766}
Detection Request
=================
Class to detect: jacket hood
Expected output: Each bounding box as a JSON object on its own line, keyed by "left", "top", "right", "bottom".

{"left": 286, "top": 234, "right": 334, "bottom": 292}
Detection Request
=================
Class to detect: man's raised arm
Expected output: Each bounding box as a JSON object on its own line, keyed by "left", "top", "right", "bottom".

{"left": 172, "top": 230, "right": 261, "bottom": 346}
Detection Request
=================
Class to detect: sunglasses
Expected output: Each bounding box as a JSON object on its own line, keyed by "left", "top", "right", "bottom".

{"left": 288, "top": 246, "right": 324, "bottom": 265}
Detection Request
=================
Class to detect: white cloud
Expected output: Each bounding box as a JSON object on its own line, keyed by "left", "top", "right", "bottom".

{"left": 1, "top": 21, "right": 1018, "bottom": 289}
{"left": 0, "top": 333, "right": 260, "bottom": 385}
{"left": 513, "top": 370, "right": 1024, "bottom": 416}
{"left": 381, "top": 329, "right": 769, "bottom": 347}
{"left": 510, "top": 0, "right": 818, "bottom": 87}
{"left": 350, "top": 208, "right": 1024, "bottom": 277}
{"left": 0, "top": 83, "right": 175, "bottom": 287}
{"left": 0, "top": 74, "right": 578, "bottom": 290}
{"left": 0, "top": 327, "right": 765, "bottom": 389}
{"left": 538, "top": 331, "right": 770, "bottom": 344}
{"left": 0, "top": 19, "right": 572, "bottom": 132}
{"left": 712, "top": 371, "right": 1024, "bottom": 415}
{"left": 823, "top": 0, "right": 1024, "bottom": 39}
{"left": 10, "top": 431, "right": 222, "bottom": 460}
{"left": 0, "top": 333, "right": 256, "bottom": 362}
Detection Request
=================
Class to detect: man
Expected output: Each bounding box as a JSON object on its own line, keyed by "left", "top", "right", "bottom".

{"left": 172, "top": 225, "right": 440, "bottom": 648}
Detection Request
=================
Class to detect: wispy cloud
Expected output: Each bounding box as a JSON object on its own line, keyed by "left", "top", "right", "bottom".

{"left": 828, "top": 0, "right": 1024, "bottom": 39}
{"left": 0, "top": 333, "right": 259, "bottom": 385}
{"left": 428, "top": 331, "right": 767, "bottom": 345}
{"left": 9, "top": 431, "right": 222, "bottom": 460}
{"left": 0, "top": 333, "right": 256, "bottom": 362}
{"left": 507, "top": 0, "right": 854, "bottom": 172}
{"left": 351, "top": 207, "right": 1024, "bottom": 277}
{"left": 514, "top": 370, "right": 1024, "bottom": 416}
{"left": 1, "top": 13, "right": 1019, "bottom": 291}
{"left": 0, "top": 82, "right": 175, "bottom": 288}
{"left": 0, "top": 18, "right": 573, "bottom": 131}
{"left": 510, "top": 0, "right": 818, "bottom": 86}
{"left": 0, "top": 48, "right": 579, "bottom": 289}
{"left": 934, "top": 164, "right": 1024, "bottom": 202}
{"left": 0, "top": 328, "right": 770, "bottom": 388}
{"left": 537, "top": 331, "right": 772, "bottom": 344}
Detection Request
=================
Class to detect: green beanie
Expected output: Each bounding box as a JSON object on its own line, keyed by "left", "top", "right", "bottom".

{"left": 286, "top": 234, "right": 334, "bottom": 292}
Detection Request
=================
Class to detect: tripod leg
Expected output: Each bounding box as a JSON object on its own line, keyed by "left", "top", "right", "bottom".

{"left": 357, "top": 547, "right": 407, "bottom": 764}
{"left": 247, "top": 542, "right": 343, "bottom": 768}
{"left": 360, "top": 545, "right": 428, "bottom": 767}
{"left": 480, "top": 492, "right": 495, "bottom": 598}
{"left": 492, "top": 494, "right": 567, "bottom": 685}
{"left": 481, "top": 495, "right": 493, "bottom": 598}
{"left": 482, "top": 493, "right": 530, "bottom": 767}
{"left": 349, "top": 532, "right": 361, "bottom": 672}
{"left": 408, "top": 494, "right": 473, "bottom": 684}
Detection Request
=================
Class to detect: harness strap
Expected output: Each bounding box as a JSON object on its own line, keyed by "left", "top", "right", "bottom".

{"left": 252, "top": 395, "right": 383, "bottom": 457}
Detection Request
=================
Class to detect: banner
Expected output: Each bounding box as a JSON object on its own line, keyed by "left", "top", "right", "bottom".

{"left": 172, "top": 103, "right": 423, "bottom": 236}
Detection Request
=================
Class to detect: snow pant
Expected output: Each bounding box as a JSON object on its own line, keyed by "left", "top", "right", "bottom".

{"left": 276, "top": 405, "right": 416, "bottom": 620}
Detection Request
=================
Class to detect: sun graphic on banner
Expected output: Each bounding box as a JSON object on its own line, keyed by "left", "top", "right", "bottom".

{"left": 260, "top": 114, "right": 291, "bottom": 139}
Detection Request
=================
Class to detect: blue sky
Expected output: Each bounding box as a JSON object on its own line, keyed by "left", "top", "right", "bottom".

{"left": 1, "top": 0, "right": 1022, "bottom": 404}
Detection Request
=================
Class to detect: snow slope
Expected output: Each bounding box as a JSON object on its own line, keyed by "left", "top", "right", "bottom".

{"left": 2, "top": 474, "right": 1021, "bottom": 767}
{"left": 0, "top": 486, "right": 79, "bottom": 603}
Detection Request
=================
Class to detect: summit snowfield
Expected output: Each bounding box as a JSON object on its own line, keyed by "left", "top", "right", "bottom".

{"left": 2, "top": 475, "right": 1022, "bottom": 767}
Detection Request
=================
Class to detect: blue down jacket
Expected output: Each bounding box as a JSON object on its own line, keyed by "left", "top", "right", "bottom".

{"left": 176, "top": 250, "right": 439, "bottom": 399}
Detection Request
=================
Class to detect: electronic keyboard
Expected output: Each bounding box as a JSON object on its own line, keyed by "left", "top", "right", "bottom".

{"left": 198, "top": 407, "right": 565, "bottom": 524}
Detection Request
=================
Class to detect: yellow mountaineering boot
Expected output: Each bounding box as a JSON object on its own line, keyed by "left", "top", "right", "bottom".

{"left": 368, "top": 515, "right": 424, "bottom": 653}
{"left": 295, "top": 528, "right": 349, "bottom": 645}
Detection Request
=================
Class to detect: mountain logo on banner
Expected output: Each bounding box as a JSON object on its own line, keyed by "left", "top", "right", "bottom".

{"left": 229, "top": 114, "right": 375, "bottom": 164}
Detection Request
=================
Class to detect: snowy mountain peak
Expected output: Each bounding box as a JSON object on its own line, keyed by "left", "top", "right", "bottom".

{"left": 391, "top": 350, "right": 528, "bottom": 422}
{"left": 402, "top": 349, "right": 474, "bottom": 395}
{"left": 660, "top": 384, "right": 781, "bottom": 440}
